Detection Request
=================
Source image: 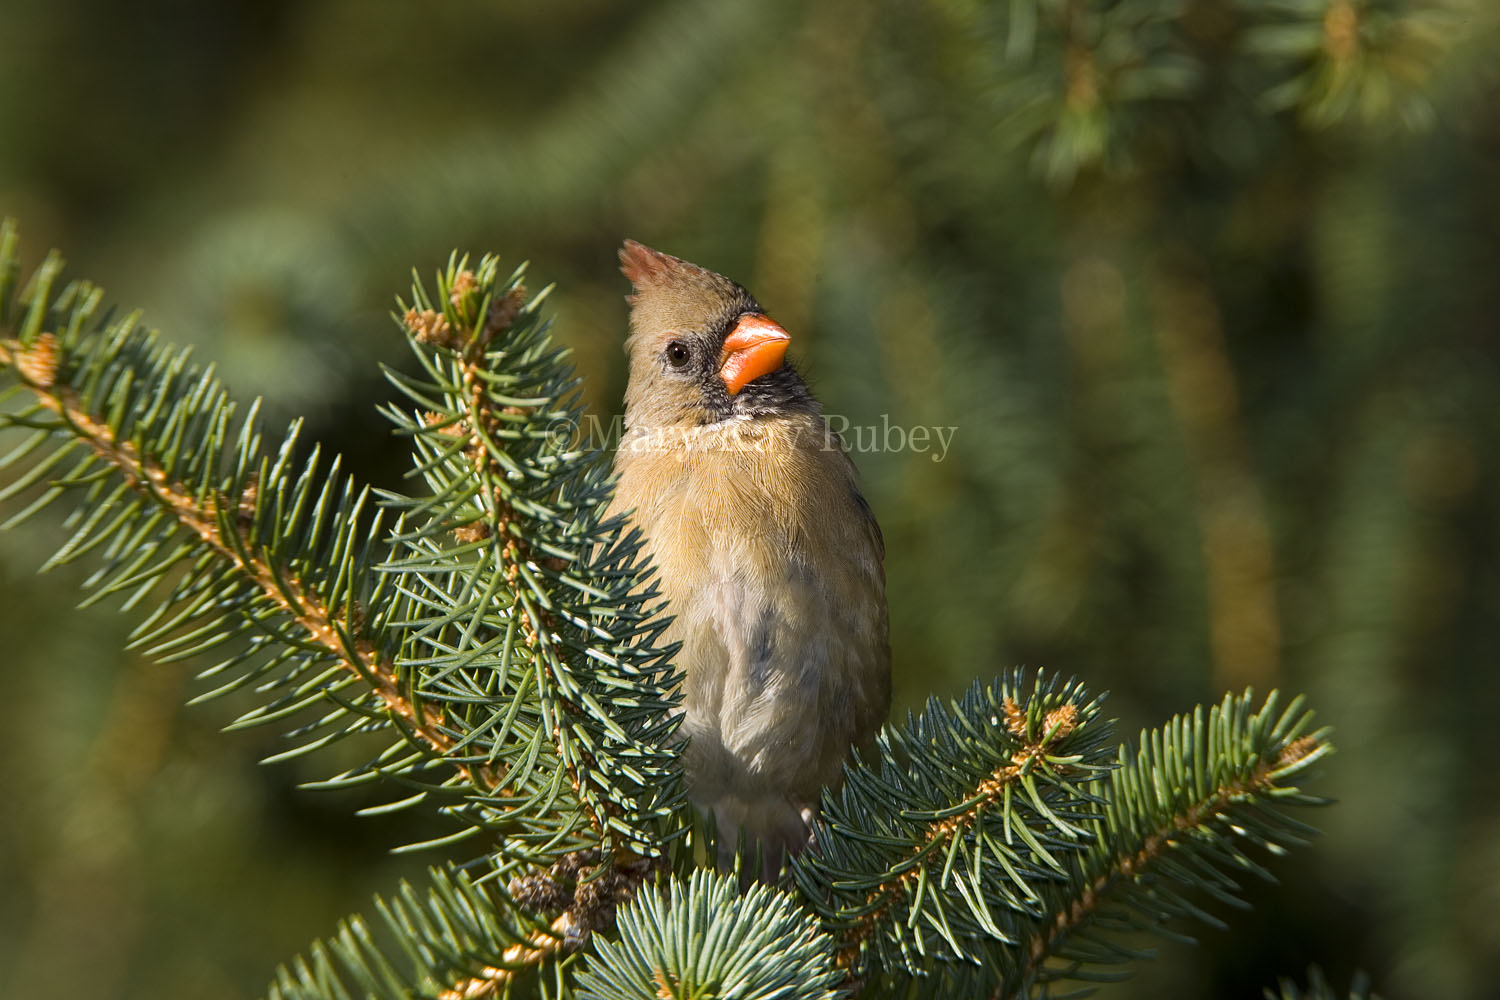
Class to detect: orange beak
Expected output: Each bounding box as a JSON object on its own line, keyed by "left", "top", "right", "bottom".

{"left": 719, "top": 314, "right": 790, "bottom": 395}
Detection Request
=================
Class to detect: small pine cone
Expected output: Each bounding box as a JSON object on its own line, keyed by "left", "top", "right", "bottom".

{"left": 508, "top": 871, "right": 571, "bottom": 913}
{"left": 1042, "top": 702, "right": 1080, "bottom": 741}
{"left": 1001, "top": 696, "right": 1028, "bottom": 738}
{"left": 570, "top": 876, "right": 611, "bottom": 934}
{"left": 449, "top": 269, "right": 478, "bottom": 308}
{"left": 404, "top": 307, "right": 456, "bottom": 348}
{"left": 479, "top": 286, "right": 528, "bottom": 345}
{"left": 422, "top": 411, "right": 468, "bottom": 437}
{"left": 550, "top": 847, "right": 601, "bottom": 881}
{"left": 451, "top": 522, "right": 491, "bottom": 544}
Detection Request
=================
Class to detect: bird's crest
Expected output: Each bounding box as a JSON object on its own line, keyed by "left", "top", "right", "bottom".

{"left": 619, "top": 240, "right": 718, "bottom": 303}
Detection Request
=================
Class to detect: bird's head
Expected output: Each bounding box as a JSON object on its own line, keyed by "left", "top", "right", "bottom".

{"left": 618, "top": 240, "right": 815, "bottom": 429}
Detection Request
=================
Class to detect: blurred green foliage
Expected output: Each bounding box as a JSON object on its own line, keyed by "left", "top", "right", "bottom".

{"left": 1, "top": 1, "right": 1496, "bottom": 997}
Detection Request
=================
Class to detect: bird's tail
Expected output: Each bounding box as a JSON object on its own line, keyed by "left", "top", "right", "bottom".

{"left": 710, "top": 796, "right": 815, "bottom": 884}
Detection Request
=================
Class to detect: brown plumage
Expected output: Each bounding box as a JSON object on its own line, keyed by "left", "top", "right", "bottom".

{"left": 609, "top": 240, "right": 890, "bottom": 875}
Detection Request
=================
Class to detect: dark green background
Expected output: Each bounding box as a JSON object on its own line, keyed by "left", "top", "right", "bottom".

{"left": 2, "top": 1, "right": 1497, "bottom": 997}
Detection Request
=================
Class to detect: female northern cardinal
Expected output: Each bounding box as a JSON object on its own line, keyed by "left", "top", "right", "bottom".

{"left": 610, "top": 240, "right": 890, "bottom": 874}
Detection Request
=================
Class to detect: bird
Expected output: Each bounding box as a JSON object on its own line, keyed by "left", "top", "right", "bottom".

{"left": 609, "top": 239, "right": 890, "bottom": 877}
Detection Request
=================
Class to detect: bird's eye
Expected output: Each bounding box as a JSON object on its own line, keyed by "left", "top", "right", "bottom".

{"left": 666, "top": 341, "right": 691, "bottom": 368}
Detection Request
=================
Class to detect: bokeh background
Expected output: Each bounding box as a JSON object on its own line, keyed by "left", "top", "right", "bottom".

{"left": 2, "top": 1, "right": 1498, "bottom": 997}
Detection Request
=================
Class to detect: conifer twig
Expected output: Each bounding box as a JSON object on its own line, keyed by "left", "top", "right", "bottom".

{"left": 0, "top": 333, "right": 489, "bottom": 792}
{"left": 1016, "top": 733, "right": 1326, "bottom": 994}
{"left": 409, "top": 284, "right": 607, "bottom": 837}
{"left": 835, "top": 698, "right": 1083, "bottom": 968}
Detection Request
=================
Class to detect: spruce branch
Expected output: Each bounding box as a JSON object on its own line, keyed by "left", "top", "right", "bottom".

{"left": 375, "top": 252, "right": 685, "bottom": 866}
{"left": 266, "top": 865, "right": 625, "bottom": 1000}
{"left": 1016, "top": 690, "right": 1332, "bottom": 998}
{"left": 795, "top": 671, "right": 1116, "bottom": 985}
{"left": 0, "top": 224, "right": 472, "bottom": 787}
{"left": 793, "top": 680, "right": 1330, "bottom": 1000}
{"left": 575, "top": 869, "right": 844, "bottom": 1000}
{"left": 0, "top": 221, "right": 688, "bottom": 997}
{"left": 0, "top": 221, "right": 683, "bottom": 872}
